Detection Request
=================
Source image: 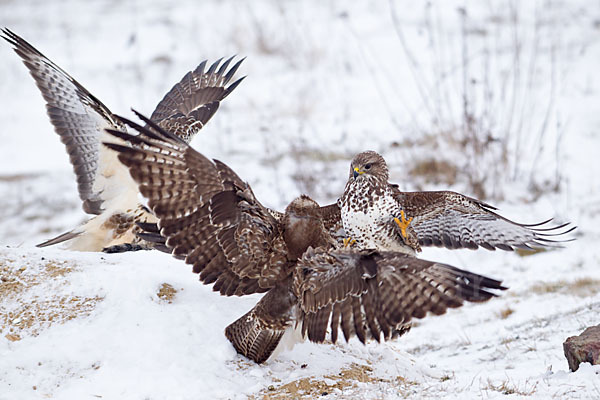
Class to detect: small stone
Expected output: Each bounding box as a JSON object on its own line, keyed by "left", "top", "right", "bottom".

{"left": 563, "top": 325, "right": 600, "bottom": 372}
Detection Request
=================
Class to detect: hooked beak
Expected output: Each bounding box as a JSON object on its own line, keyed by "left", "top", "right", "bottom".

{"left": 353, "top": 167, "right": 362, "bottom": 179}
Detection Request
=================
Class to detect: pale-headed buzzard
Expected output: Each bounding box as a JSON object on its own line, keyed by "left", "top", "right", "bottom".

{"left": 2, "top": 28, "right": 244, "bottom": 251}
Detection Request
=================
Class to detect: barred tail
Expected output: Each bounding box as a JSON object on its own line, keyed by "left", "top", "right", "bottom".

{"left": 225, "top": 309, "right": 285, "bottom": 364}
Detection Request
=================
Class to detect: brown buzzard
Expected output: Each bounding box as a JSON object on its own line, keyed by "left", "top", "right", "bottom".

{"left": 1, "top": 28, "right": 244, "bottom": 251}
{"left": 338, "top": 151, "right": 575, "bottom": 254}
{"left": 103, "top": 112, "right": 506, "bottom": 364}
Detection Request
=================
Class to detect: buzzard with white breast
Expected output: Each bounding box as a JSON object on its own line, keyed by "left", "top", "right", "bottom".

{"left": 339, "top": 151, "right": 575, "bottom": 254}
{"left": 102, "top": 112, "right": 506, "bottom": 364}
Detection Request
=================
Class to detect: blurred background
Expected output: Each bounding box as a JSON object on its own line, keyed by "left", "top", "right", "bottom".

{"left": 0, "top": 0, "right": 598, "bottom": 245}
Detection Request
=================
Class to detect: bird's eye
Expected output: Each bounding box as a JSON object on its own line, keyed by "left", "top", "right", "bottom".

{"left": 365, "top": 163, "right": 372, "bottom": 170}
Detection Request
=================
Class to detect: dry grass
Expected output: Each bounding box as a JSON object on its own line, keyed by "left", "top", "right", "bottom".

{"left": 530, "top": 277, "right": 600, "bottom": 297}
{"left": 0, "top": 257, "right": 103, "bottom": 341}
{"left": 500, "top": 336, "right": 518, "bottom": 345}
{"left": 409, "top": 159, "right": 458, "bottom": 187}
{"left": 0, "top": 172, "right": 41, "bottom": 182}
{"left": 388, "top": 2, "right": 565, "bottom": 201}
{"left": 497, "top": 306, "right": 515, "bottom": 320}
{"left": 515, "top": 247, "right": 547, "bottom": 257}
{"left": 483, "top": 378, "right": 537, "bottom": 396}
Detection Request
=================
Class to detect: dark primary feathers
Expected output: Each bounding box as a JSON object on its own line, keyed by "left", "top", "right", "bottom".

{"left": 104, "top": 112, "right": 293, "bottom": 296}
{"left": 339, "top": 150, "right": 574, "bottom": 252}
{"left": 392, "top": 190, "right": 575, "bottom": 251}
{"left": 149, "top": 56, "right": 245, "bottom": 142}
{"left": 294, "top": 248, "right": 505, "bottom": 345}
{"left": 105, "top": 113, "right": 506, "bottom": 364}
{"left": 2, "top": 28, "right": 244, "bottom": 250}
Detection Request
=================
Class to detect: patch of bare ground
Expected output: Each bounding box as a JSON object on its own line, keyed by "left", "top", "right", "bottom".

{"left": 252, "top": 363, "right": 418, "bottom": 399}
{"left": 0, "top": 257, "right": 103, "bottom": 341}
{"left": 156, "top": 283, "right": 178, "bottom": 303}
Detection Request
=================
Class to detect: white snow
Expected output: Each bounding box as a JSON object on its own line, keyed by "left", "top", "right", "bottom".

{"left": 1, "top": 0, "right": 599, "bottom": 399}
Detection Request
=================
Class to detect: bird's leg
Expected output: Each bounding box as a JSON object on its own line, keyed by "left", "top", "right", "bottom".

{"left": 343, "top": 237, "right": 357, "bottom": 248}
{"left": 393, "top": 210, "right": 413, "bottom": 239}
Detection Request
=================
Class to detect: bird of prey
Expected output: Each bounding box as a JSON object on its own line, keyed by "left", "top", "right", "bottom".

{"left": 338, "top": 151, "right": 575, "bottom": 255}
{"left": 103, "top": 112, "right": 506, "bottom": 364}
{"left": 1, "top": 28, "right": 244, "bottom": 251}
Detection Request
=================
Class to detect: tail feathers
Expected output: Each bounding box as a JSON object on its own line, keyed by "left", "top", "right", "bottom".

{"left": 225, "top": 310, "right": 285, "bottom": 364}
{"left": 37, "top": 230, "right": 81, "bottom": 248}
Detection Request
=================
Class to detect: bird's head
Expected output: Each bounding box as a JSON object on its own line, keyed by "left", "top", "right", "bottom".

{"left": 349, "top": 151, "right": 388, "bottom": 182}
{"left": 283, "top": 195, "right": 331, "bottom": 260}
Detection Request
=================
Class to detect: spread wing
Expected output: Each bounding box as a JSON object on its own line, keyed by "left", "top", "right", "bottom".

{"left": 393, "top": 189, "right": 575, "bottom": 251}
{"left": 294, "top": 249, "right": 506, "bottom": 344}
{"left": 149, "top": 56, "right": 245, "bottom": 142}
{"left": 2, "top": 28, "right": 123, "bottom": 214}
{"left": 104, "top": 111, "right": 291, "bottom": 296}
{"left": 2, "top": 29, "right": 244, "bottom": 216}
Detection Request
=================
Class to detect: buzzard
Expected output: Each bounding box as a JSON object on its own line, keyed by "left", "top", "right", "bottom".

{"left": 103, "top": 112, "right": 506, "bottom": 364}
{"left": 338, "top": 151, "right": 575, "bottom": 255}
{"left": 1, "top": 28, "right": 244, "bottom": 251}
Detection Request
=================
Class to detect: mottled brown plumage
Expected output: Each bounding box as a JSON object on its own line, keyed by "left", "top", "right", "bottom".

{"left": 338, "top": 151, "right": 575, "bottom": 253}
{"left": 104, "top": 113, "right": 506, "bottom": 364}
{"left": 1, "top": 28, "right": 243, "bottom": 251}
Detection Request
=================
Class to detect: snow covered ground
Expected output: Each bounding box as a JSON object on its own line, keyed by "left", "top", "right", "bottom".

{"left": 1, "top": 0, "right": 599, "bottom": 398}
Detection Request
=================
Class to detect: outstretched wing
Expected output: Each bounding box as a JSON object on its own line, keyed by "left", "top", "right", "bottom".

{"left": 294, "top": 249, "right": 506, "bottom": 344}
{"left": 2, "top": 29, "right": 244, "bottom": 216}
{"left": 2, "top": 28, "right": 123, "bottom": 215}
{"left": 150, "top": 56, "right": 245, "bottom": 142}
{"left": 393, "top": 190, "right": 575, "bottom": 251}
{"left": 104, "top": 111, "right": 291, "bottom": 296}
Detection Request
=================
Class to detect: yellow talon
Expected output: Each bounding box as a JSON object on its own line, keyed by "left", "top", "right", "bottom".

{"left": 343, "top": 237, "right": 356, "bottom": 248}
{"left": 394, "top": 210, "right": 413, "bottom": 239}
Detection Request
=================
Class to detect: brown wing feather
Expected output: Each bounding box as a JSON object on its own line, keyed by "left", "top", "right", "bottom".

{"left": 2, "top": 29, "right": 244, "bottom": 252}
{"left": 103, "top": 112, "right": 290, "bottom": 295}
{"left": 393, "top": 189, "right": 575, "bottom": 251}
{"left": 319, "top": 203, "right": 345, "bottom": 241}
{"left": 150, "top": 56, "right": 245, "bottom": 142}
{"left": 294, "top": 249, "right": 506, "bottom": 344}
